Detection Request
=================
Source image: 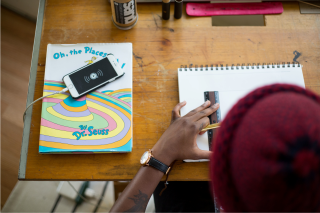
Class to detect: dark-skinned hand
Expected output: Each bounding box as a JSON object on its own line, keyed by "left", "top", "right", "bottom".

{"left": 152, "top": 100, "right": 220, "bottom": 165}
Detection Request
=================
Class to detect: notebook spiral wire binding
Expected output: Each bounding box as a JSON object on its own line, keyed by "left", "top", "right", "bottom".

{"left": 179, "top": 62, "right": 301, "bottom": 71}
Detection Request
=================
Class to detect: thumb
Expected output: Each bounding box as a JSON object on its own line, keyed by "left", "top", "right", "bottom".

{"left": 171, "top": 101, "right": 187, "bottom": 122}
{"left": 195, "top": 149, "right": 212, "bottom": 160}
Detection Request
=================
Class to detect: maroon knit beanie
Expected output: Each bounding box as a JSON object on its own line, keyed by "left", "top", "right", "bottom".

{"left": 210, "top": 84, "right": 320, "bottom": 212}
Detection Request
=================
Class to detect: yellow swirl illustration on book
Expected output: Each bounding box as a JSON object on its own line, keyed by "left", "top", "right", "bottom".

{"left": 39, "top": 81, "right": 132, "bottom": 151}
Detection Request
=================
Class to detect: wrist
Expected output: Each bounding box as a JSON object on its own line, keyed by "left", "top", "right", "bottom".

{"left": 151, "top": 147, "right": 175, "bottom": 166}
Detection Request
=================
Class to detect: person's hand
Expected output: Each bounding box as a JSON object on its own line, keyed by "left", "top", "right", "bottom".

{"left": 151, "top": 101, "right": 220, "bottom": 165}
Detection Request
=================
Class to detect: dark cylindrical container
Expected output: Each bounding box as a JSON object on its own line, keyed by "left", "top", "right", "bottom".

{"left": 174, "top": 0, "right": 183, "bottom": 19}
{"left": 162, "top": 0, "right": 170, "bottom": 20}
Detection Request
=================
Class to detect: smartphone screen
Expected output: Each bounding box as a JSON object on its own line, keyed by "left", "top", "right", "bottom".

{"left": 69, "top": 58, "right": 118, "bottom": 94}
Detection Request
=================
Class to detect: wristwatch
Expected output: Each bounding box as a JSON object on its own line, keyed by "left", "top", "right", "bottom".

{"left": 140, "top": 150, "right": 171, "bottom": 175}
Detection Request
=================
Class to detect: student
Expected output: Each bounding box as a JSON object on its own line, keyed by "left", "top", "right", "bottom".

{"left": 110, "top": 84, "right": 320, "bottom": 212}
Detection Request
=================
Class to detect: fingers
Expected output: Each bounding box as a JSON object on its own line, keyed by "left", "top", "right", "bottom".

{"left": 195, "top": 149, "right": 212, "bottom": 160}
{"left": 199, "top": 131, "right": 207, "bottom": 135}
{"left": 171, "top": 101, "right": 186, "bottom": 122}
{"left": 191, "top": 103, "right": 220, "bottom": 121}
{"left": 196, "top": 117, "right": 210, "bottom": 133}
{"left": 184, "top": 101, "right": 211, "bottom": 117}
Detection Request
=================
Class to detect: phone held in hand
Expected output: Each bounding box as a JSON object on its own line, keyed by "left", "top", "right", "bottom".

{"left": 63, "top": 54, "right": 124, "bottom": 98}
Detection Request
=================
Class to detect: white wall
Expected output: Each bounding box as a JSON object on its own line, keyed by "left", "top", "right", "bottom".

{"left": 1, "top": 0, "right": 40, "bottom": 22}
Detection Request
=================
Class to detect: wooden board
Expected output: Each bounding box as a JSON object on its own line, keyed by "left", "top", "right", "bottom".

{"left": 24, "top": 0, "right": 320, "bottom": 181}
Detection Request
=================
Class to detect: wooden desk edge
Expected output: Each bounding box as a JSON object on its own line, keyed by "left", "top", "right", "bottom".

{"left": 18, "top": 0, "right": 46, "bottom": 180}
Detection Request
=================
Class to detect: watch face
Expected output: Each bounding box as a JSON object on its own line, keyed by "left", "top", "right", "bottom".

{"left": 140, "top": 151, "right": 150, "bottom": 164}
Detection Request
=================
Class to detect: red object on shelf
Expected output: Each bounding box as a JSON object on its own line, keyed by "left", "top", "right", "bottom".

{"left": 186, "top": 2, "right": 283, "bottom": 16}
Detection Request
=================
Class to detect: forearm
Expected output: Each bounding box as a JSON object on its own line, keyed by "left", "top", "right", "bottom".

{"left": 110, "top": 166, "right": 164, "bottom": 212}
{"left": 110, "top": 101, "right": 218, "bottom": 212}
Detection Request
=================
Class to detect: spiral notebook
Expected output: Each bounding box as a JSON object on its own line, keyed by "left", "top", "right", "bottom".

{"left": 178, "top": 63, "right": 305, "bottom": 162}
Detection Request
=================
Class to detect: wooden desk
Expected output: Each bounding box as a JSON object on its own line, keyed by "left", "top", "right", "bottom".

{"left": 19, "top": 0, "right": 320, "bottom": 181}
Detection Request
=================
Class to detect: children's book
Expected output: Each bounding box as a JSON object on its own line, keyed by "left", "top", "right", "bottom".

{"left": 40, "top": 43, "right": 132, "bottom": 154}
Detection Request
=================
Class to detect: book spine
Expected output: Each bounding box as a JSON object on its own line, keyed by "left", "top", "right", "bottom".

{"left": 179, "top": 62, "right": 301, "bottom": 71}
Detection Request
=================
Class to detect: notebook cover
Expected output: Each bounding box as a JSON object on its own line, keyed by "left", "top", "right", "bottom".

{"left": 186, "top": 2, "right": 283, "bottom": 16}
{"left": 39, "top": 43, "right": 132, "bottom": 154}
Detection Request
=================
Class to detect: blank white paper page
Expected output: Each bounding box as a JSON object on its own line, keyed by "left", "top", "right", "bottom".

{"left": 178, "top": 64, "right": 305, "bottom": 155}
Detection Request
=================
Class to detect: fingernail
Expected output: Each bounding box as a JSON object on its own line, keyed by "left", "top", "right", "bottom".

{"left": 213, "top": 103, "right": 220, "bottom": 108}
{"left": 203, "top": 100, "right": 209, "bottom": 106}
{"left": 182, "top": 101, "right": 186, "bottom": 104}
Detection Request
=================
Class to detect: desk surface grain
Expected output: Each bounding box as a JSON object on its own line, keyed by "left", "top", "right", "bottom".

{"left": 24, "top": 0, "right": 320, "bottom": 180}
